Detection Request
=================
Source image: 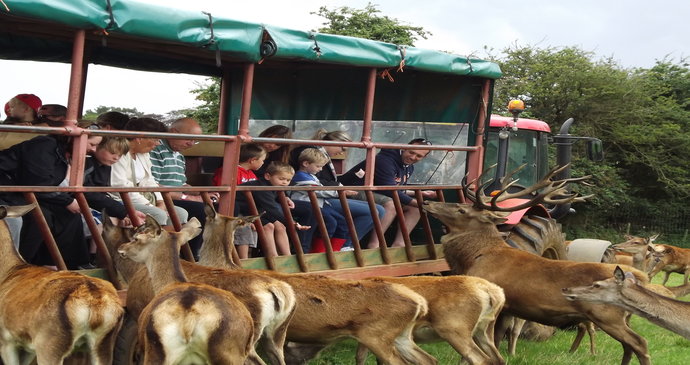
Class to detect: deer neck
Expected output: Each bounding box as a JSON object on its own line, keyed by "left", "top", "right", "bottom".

{"left": 618, "top": 283, "right": 690, "bottom": 338}
{"left": 198, "top": 220, "right": 238, "bottom": 270}
{"left": 441, "top": 224, "right": 504, "bottom": 274}
{"left": 0, "top": 222, "right": 28, "bottom": 279}
{"left": 145, "top": 236, "right": 188, "bottom": 294}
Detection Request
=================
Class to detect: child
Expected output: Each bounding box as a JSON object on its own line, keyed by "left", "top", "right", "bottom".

{"left": 290, "top": 148, "right": 349, "bottom": 253}
{"left": 213, "top": 143, "right": 266, "bottom": 259}
{"left": 234, "top": 161, "right": 310, "bottom": 258}
{"left": 83, "top": 136, "right": 146, "bottom": 227}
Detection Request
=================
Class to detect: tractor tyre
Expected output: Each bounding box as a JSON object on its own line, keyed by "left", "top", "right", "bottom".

{"left": 502, "top": 215, "right": 567, "bottom": 260}
{"left": 113, "top": 314, "right": 142, "bottom": 365}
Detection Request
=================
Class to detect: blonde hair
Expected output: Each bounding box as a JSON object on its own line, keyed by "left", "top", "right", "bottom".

{"left": 298, "top": 148, "right": 329, "bottom": 166}
{"left": 265, "top": 161, "right": 295, "bottom": 176}
{"left": 98, "top": 136, "right": 130, "bottom": 155}
{"left": 312, "top": 128, "right": 352, "bottom": 142}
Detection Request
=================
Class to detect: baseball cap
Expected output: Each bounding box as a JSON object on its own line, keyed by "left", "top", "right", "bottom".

{"left": 14, "top": 94, "right": 43, "bottom": 113}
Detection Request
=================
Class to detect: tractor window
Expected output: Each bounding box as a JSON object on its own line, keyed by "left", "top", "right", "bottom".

{"left": 484, "top": 129, "right": 548, "bottom": 188}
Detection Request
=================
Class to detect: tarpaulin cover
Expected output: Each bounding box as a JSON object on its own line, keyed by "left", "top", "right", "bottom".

{"left": 1, "top": 0, "right": 501, "bottom": 78}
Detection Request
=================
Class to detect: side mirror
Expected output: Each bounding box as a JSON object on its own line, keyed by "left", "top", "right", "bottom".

{"left": 586, "top": 139, "right": 604, "bottom": 162}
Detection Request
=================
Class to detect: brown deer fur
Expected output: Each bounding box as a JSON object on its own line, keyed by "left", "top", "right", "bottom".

{"left": 647, "top": 243, "right": 690, "bottom": 285}
{"left": 117, "top": 216, "right": 254, "bottom": 364}
{"left": 355, "top": 275, "right": 506, "bottom": 365}
{"left": 101, "top": 211, "right": 297, "bottom": 365}
{"left": 0, "top": 204, "right": 124, "bottom": 365}
{"left": 563, "top": 266, "right": 690, "bottom": 340}
{"left": 612, "top": 235, "right": 658, "bottom": 272}
{"left": 199, "top": 207, "right": 437, "bottom": 365}
{"left": 423, "top": 201, "right": 652, "bottom": 365}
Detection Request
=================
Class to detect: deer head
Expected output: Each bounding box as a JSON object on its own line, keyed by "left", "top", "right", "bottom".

{"left": 463, "top": 164, "right": 593, "bottom": 212}
{"left": 118, "top": 216, "right": 202, "bottom": 263}
{"left": 562, "top": 266, "right": 634, "bottom": 303}
{"left": 613, "top": 234, "right": 658, "bottom": 254}
{"left": 423, "top": 202, "right": 510, "bottom": 232}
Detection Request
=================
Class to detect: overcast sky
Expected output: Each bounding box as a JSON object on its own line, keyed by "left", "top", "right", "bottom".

{"left": 2, "top": 0, "right": 688, "bottom": 116}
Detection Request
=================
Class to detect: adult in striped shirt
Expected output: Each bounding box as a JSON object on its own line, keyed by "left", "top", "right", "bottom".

{"left": 150, "top": 118, "right": 217, "bottom": 258}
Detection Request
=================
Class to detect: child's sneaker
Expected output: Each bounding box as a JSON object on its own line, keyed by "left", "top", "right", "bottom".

{"left": 340, "top": 246, "right": 355, "bottom": 252}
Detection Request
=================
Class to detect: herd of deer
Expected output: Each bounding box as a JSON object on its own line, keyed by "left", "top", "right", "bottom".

{"left": 0, "top": 168, "right": 689, "bottom": 364}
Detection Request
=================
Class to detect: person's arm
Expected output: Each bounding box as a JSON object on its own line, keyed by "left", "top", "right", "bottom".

{"left": 83, "top": 163, "right": 128, "bottom": 219}
{"left": 252, "top": 190, "right": 285, "bottom": 223}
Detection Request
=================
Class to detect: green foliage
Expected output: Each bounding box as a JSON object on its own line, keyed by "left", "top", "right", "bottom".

{"left": 311, "top": 3, "right": 430, "bottom": 46}
{"left": 492, "top": 44, "right": 690, "bottom": 236}
{"left": 82, "top": 105, "right": 144, "bottom": 121}
{"left": 181, "top": 78, "right": 221, "bottom": 134}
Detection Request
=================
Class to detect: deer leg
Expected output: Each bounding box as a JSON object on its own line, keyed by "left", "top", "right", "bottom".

{"left": 245, "top": 349, "right": 267, "bottom": 365}
{"left": 283, "top": 342, "right": 327, "bottom": 365}
{"left": 473, "top": 316, "right": 505, "bottom": 365}
{"left": 586, "top": 322, "right": 597, "bottom": 355}
{"left": 568, "top": 323, "right": 586, "bottom": 353}
{"left": 355, "top": 343, "right": 370, "bottom": 365}
{"left": 508, "top": 318, "right": 526, "bottom": 355}
{"left": 589, "top": 308, "right": 650, "bottom": 365}
{"left": 91, "top": 324, "right": 122, "bottom": 365}
{"left": 493, "top": 313, "right": 513, "bottom": 350}
{"left": 1, "top": 344, "right": 22, "bottom": 365}
{"left": 662, "top": 271, "right": 671, "bottom": 285}
{"left": 684, "top": 271, "right": 689, "bottom": 286}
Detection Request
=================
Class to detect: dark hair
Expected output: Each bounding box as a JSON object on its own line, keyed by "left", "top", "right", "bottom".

{"left": 123, "top": 117, "right": 168, "bottom": 133}
{"left": 258, "top": 125, "right": 292, "bottom": 164}
{"left": 39, "top": 104, "right": 67, "bottom": 117}
{"left": 408, "top": 138, "right": 433, "bottom": 146}
{"left": 96, "top": 111, "right": 130, "bottom": 130}
{"left": 239, "top": 143, "right": 266, "bottom": 163}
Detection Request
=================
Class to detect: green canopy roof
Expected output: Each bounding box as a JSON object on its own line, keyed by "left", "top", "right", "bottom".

{"left": 0, "top": 0, "right": 501, "bottom": 78}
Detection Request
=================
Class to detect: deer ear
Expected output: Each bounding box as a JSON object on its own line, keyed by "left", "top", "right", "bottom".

{"left": 142, "top": 215, "right": 162, "bottom": 235}
{"left": 623, "top": 271, "right": 637, "bottom": 284}
{"left": 2, "top": 203, "right": 36, "bottom": 218}
{"left": 624, "top": 234, "right": 634, "bottom": 240}
{"left": 204, "top": 203, "right": 217, "bottom": 220}
{"left": 241, "top": 214, "right": 262, "bottom": 226}
{"left": 614, "top": 266, "right": 625, "bottom": 283}
{"left": 179, "top": 218, "right": 203, "bottom": 242}
{"left": 648, "top": 234, "right": 659, "bottom": 243}
{"left": 482, "top": 210, "right": 509, "bottom": 224}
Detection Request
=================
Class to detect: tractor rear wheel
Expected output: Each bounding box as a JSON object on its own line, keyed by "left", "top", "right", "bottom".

{"left": 113, "top": 314, "right": 142, "bottom": 365}
{"left": 501, "top": 215, "right": 567, "bottom": 260}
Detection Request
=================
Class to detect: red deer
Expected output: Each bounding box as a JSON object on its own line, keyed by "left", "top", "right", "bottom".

{"left": 0, "top": 204, "right": 124, "bottom": 364}
{"left": 355, "top": 275, "right": 506, "bottom": 365}
{"left": 423, "top": 167, "right": 652, "bottom": 365}
{"left": 563, "top": 266, "right": 690, "bottom": 340}
{"left": 612, "top": 235, "right": 658, "bottom": 272}
{"left": 117, "top": 216, "right": 255, "bottom": 364}
{"left": 199, "top": 207, "right": 437, "bottom": 365}
{"left": 647, "top": 243, "right": 690, "bottom": 285}
{"left": 102, "top": 210, "right": 297, "bottom": 365}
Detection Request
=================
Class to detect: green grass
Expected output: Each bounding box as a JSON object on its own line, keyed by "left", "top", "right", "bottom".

{"left": 307, "top": 274, "right": 690, "bottom": 365}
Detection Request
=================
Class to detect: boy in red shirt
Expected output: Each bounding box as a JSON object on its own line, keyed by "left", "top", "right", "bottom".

{"left": 212, "top": 143, "right": 266, "bottom": 258}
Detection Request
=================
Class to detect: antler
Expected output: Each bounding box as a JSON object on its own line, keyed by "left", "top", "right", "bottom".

{"left": 463, "top": 164, "right": 593, "bottom": 212}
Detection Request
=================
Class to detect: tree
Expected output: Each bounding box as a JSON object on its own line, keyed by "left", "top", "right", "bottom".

{"left": 312, "top": 3, "right": 430, "bottom": 46}
{"left": 492, "top": 44, "right": 690, "bottom": 227}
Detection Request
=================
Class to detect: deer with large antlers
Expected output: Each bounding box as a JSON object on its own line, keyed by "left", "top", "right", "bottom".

{"left": 198, "top": 206, "right": 436, "bottom": 365}
{"left": 0, "top": 204, "right": 124, "bottom": 365}
{"left": 102, "top": 210, "right": 297, "bottom": 365}
{"left": 117, "top": 216, "right": 255, "bottom": 364}
{"left": 563, "top": 266, "right": 690, "bottom": 340}
{"left": 423, "top": 166, "right": 653, "bottom": 365}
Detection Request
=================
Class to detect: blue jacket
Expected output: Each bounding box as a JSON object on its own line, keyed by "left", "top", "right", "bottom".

{"left": 339, "top": 148, "right": 414, "bottom": 205}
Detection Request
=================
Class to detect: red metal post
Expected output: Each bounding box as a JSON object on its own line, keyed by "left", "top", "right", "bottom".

{"left": 466, "top": 79, "right": 491, "bottom": 188}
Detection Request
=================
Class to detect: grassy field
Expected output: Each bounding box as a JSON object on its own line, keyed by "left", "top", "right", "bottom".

{"left": 307, "top": 274, "right": 690, "bottom": 365}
